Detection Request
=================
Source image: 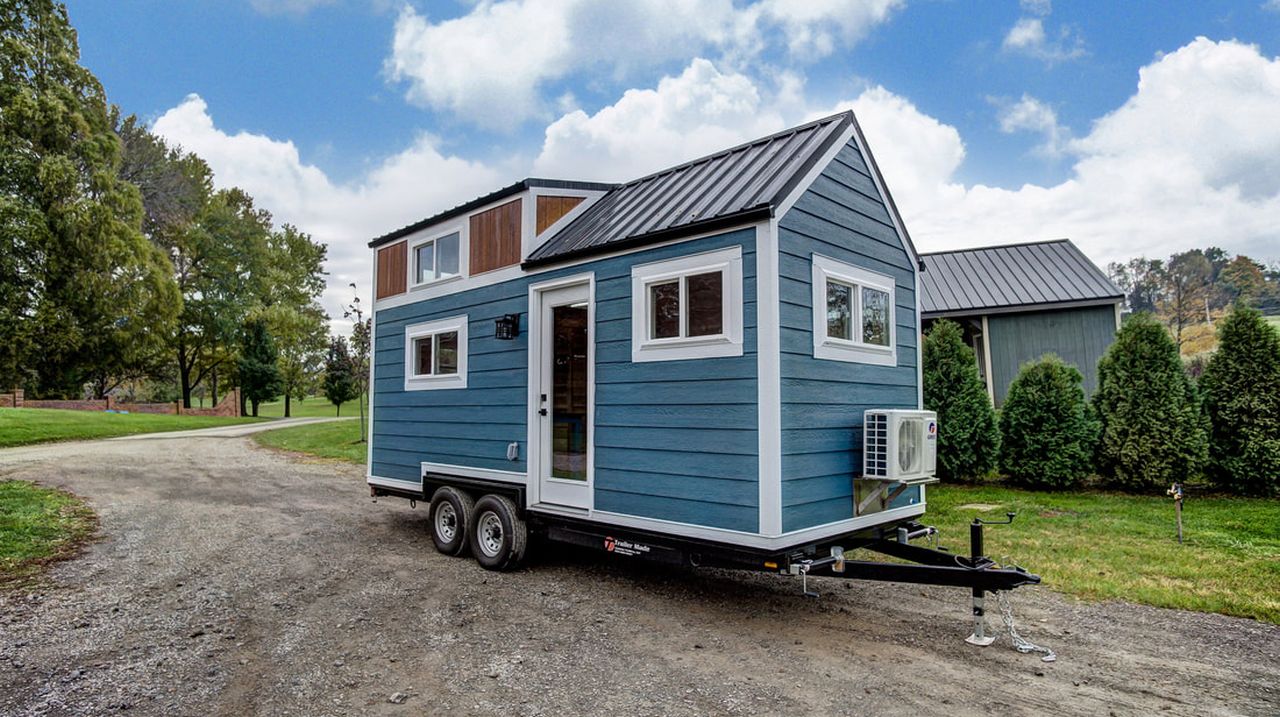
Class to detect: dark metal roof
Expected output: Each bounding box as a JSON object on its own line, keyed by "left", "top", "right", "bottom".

{"left": 919, "top": 239, "right": 1123, "bottom": 316}
{"left": 367, "top": 178, "right": 616, "bottom": 248}
{"left": 524, "top": 112, "right": 854, "bottom": 266}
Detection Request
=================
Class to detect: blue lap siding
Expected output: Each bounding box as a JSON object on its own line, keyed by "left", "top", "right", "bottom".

{"left": 777, "top": 139, "right": 922, "bottom": 533}
{"left": 371, "top": 228, "right": 760, "bottom": 532}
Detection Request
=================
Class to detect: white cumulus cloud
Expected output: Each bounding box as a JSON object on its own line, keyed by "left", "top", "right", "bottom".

{"left": 534, "top": 58, "right": 786, "bottom": 182}
{"left": 1002, "top": 16, "right": 1085, "bottom": 63}
{"left": 385, "top": 0, "right": 901, "bottom": 126}
{"left": 152, "top": 94, "right": 505, "bottom": 329}
{"left": 996, "top": 94, "right": 1070, "bottom": 157}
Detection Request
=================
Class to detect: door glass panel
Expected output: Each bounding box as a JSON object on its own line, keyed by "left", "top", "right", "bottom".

{"left": 649, "top": 280, "right": 680, "bottom": 339}
{"left": 826, "top": 280, "right": 853, "bottom": 340}
{"left": 436, "top": 331, "right": 458, "bottom": 374}
{"left": 437, "top": 233, "right": 460, "bottom": 279}
{"left": 551, "top": 303, "right": 589, "bottom": 481}
{"left": 861, "top": 286, "right": 890, "bottom": 346}
{"left": 686, "top": 271, "right": 723, "bottom": 336}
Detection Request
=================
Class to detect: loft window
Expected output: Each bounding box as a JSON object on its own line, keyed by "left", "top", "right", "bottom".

{"left": 630, "top": 246, "right": 743, "bottom": 362}
{"left": 404, "top": 316, "right": 468, "bottom": 390}
{"left": 412, "top": 231, "right": 460, "bottom": 286}
{"left": 811, "top": 254, "right": 897, "bottom": 366}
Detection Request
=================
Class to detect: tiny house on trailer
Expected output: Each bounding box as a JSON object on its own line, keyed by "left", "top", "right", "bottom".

{"left": 366, "top": 112, "right": 1039, "bottom": 641}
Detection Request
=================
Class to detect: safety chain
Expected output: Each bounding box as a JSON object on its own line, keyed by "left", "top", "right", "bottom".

{"left": 996, "top": 590, "right": 1056, "bottom": 662}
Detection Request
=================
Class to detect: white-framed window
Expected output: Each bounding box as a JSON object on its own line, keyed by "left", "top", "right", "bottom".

{"left": 811, "top": 254, "right": 897, "bottom": 366}
{"left": 410, "top": 230, "right": 462, "bottom": 287}
{"left": 404, "top": 316, "right": 468, "bottom": 390}
{"left": 630, "top": 246, "right": 744, "bottom": 362}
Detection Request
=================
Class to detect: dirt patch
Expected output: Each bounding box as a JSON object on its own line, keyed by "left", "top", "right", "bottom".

{"left": 0, "top": 436, "right": 1276, "bottom": 716}
{"left": 955, "top": 502, "right": 1004, "bottom": 512}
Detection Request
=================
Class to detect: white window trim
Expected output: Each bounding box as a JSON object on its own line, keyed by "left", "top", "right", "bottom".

{"left": 630, "top": 246, "right": 744, "bottom": 362}
{"left": 408, "top": 226, "right": 466, "bottom": 290}
{"left": 811, "top": 254, "right": 897, "bottom": 366}
{"left": 404, "top": 315, "right": 468, "bottom": 391}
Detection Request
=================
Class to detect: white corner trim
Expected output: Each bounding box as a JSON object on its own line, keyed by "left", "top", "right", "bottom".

{"left": 366, "top": 255, "right": 378, "bottom": 474}
{"left": 630, "top": 245, "right": 744, "bottom": 363}
{"left": 421, "top": 462, "right": 527, "bottom": 485}
{"left": 757, "top": 221, "right": 783, "bottom": 537}
{"left": 403, "top": 315, "right": 468, "bottom": 391}
{"left": 810, "top": 254, "right": 898, "bottom": 367}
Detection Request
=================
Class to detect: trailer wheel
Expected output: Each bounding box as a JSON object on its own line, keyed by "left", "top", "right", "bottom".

{"left": 468, "top": 494, "right": 527, "bottom": 571}
{"left": 429, "top": 487, "right": 474, "bottom": 556}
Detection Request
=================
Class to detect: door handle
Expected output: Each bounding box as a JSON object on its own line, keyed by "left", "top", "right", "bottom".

{"left": 538, "top": 408, "right": 548, "bottom": 416}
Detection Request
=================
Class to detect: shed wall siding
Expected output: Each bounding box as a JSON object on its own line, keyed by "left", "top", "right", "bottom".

{"left": 987, "top": 305, "right": 1117, "bottom": 406}
{"left": 371, "top": 228, "right": 760, "bottom": 532}
{"left": 776, "top": 139, "right": 921, "bottom": 533}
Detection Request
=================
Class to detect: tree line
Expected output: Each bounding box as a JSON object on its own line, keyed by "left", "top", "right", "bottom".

{"left": 1107, "top": 248, "right": 1280, "bottom": 349}
{"left": 1, "top": 1, "right": 356, "bottom": 417}
{"left": 924, "top": 304, "right": 1280, "bottom": 497}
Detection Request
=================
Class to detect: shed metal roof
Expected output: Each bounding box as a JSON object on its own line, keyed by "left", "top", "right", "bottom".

{"left": 524, "top": 111, "right": 854, "bottom": 266}
{"left": 919, "top": 239, "right": 1123, "bottom": 317}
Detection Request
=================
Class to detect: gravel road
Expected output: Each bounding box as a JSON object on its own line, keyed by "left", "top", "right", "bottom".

{"left": 0, "top": 432, "right": 1276, "bottom": 716}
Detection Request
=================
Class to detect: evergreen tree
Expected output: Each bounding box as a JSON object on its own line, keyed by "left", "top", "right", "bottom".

{"left": 238, "top": 319, "right": 281, "bottom": 417}
{"left": 1093, "top": 313, "right": 1208, "bottom": 490}
{"left": 1199, "top": 304, "right": 1280, "bottom": 496}
{"left": 322, "top": 337, "right": 358, "bottom": 416}
{"left": 999, "top": 355, "right": 1098, "bottom": 489}
{"left": 922, "top": 319, "right": 999, "bottom": 480}
{"left": 0, "top": 0, "right": 178, "bottom": 395}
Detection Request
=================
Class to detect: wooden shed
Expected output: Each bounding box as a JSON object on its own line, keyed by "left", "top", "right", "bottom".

{"left": 919, "top": 239, "right": 1124, "bottom": 406}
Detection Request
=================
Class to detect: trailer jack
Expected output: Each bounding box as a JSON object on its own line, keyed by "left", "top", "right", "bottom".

{"left": 789, "top": 515, "right": 1043, "bottom": 650}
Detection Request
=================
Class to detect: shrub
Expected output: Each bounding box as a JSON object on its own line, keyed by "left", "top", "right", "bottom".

{"left": 999, "top": 355, "right": 1098, "bottom": 489}
{"left": 1093, "top": 313, "right": 1208, "bottom": 490}
{"left": 1199, "top": 304, "right": 1280, "bottom": 496}
{"left": 922, "top": 319, "right": 999, "bottom": 480}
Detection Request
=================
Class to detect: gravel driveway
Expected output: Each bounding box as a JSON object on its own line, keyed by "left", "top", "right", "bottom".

{"left": 0, "top": 431, "right": 1276, "bottom": 716}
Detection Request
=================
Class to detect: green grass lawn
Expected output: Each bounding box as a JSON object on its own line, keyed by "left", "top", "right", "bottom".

{"left": 253, "top": 417, "right": 366, "bottom": 463}
{"left": 252, "top": 396, "right": 367, "bottom": 419}
{"left": 0, "top": 407, "right": 261, "bottom": 448}
{"left": 0, "top": 480, "right": 97, "bottom": 586}
{"left": 918, "top": 484, "right": 1280, "bottom": 623}
{"left": 1264, "top": 314, "right": 1280, "bottom": 333}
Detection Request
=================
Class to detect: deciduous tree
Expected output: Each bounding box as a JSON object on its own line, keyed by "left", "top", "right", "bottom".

{"left": 237, "top": 318, "right": 281, "bottom": 417}
{"left": 0, "top": 0, "right": 178, "bottom": 396}
{"left": 323, "top": 336, "right": 358, "bottom": 416}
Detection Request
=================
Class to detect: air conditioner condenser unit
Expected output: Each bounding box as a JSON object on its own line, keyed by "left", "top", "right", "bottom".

{"left": 862, "top": 409, "right": 938, "bottom": 484}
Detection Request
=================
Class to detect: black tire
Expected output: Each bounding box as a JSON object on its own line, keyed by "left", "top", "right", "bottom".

{"left": 429, "top": 487, "right": 474, "bottom": 556}
{"left": 468, "top": 494, "right": 528, "bottom": 571}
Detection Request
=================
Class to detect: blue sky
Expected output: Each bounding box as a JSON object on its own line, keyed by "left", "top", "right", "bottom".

{"left": 64, "top": 1, "right": 1280, "bottom": 322}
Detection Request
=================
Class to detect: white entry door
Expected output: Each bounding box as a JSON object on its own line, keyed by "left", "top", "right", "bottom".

{"left": 533, "top": 282, "right": 592, "bottom": 509}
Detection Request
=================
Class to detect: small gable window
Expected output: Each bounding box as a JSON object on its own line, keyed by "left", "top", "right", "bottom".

{"left": 631, "top": 246, "right": 743, "bottom": 362}
{"left": 812, "top": 254, "right": 896, "bottom": 366}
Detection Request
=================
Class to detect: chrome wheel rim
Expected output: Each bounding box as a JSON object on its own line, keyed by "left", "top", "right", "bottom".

{"left": 435, "top": 502, "right": 458, "bottom": 543}
{"left": 477, "top": 511, "right": 504, "bottom": 558}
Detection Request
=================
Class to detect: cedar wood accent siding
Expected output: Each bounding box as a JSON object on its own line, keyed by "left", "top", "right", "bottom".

{"left": 777, "top": 138, "right": 920, "bottom": 532}
{"left": 375, "top": 242, "right": 407, "bottom": 299}
{"left": 469, "top": 199, "right": 522, "bottom": 275}
{"left": 535, "top": 195, "right": 585, "bottom": 234}
{"left": 371, "top": 227, "right": 760, "bottom": 532}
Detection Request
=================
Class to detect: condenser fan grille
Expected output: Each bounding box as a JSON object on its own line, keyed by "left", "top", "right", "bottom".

{"left": 864, "top": 412, "right": 889, "bottom": 477}
{"left": 898, "top": 418, "right": 922, "bottom": 473}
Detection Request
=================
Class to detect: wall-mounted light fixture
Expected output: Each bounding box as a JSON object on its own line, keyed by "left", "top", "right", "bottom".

{"left": 495, "top": 313, "right": 520, "bottom": 340}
